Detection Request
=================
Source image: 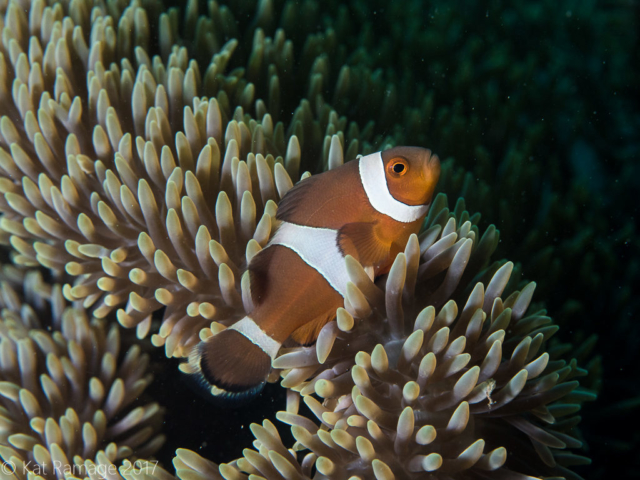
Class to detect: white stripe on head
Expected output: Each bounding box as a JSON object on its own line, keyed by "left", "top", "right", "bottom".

{"left": 269, "top": 222, "right": 350, "bottom": 298}
{"left": 359, "top": 151, "right": 429, "bottom": 223}
{"left": 229, "top": 316, "right": 281, "bottom": 359}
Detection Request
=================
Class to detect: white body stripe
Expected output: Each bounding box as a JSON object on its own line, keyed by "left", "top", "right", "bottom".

{"left": 269, "top": 221, "right": 350, "bottom": 298}
{"left": 229, "top": 316, "right": 281, "bottom": 359}
{"left": 359, "top": 151, "right": 429, "bottom": 223}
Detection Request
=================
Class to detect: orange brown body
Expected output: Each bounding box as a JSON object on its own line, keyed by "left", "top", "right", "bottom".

{"left": 193, "top": 146, "right": 441, "bottom": 399}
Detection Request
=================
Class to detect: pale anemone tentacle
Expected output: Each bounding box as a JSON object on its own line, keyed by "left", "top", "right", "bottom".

{"left": 0, "top": 266, "right": 166, "bottom": 477}
{"left": 0, "top": 0, "right": 364, "bottom": 360}
{"left": 172, "top": 273, "right": 596, "bottom": 480}
{"left": 270, "top": 194, "right": 498, "bottom": 392}
{"left": 188, "top": 197, "right": 596, "bottom": 480}
{"left": 0, "top": 2, "right": 600, "bottom": 479}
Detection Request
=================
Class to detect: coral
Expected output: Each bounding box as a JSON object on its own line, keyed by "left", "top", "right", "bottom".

{"left": 0, "top": 266, "right": 164, "bottom": 478}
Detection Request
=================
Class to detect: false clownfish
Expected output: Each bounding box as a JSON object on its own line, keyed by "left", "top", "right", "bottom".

{"left": 195, "top": 146, "right": 440, "bottom": 400}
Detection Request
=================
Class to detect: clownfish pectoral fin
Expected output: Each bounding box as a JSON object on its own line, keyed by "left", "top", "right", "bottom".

{"left": 197, "top": 327, "right": 273, "bottom": 402}
{"left": 338, "top": 222, "right": 391, "bottom": 267}
{"left": 290, "top": 311, "right": 334, "bottom": 346}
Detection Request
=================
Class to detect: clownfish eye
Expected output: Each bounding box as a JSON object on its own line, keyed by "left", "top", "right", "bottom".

{"left": 389, "top": 158, "right": 408, "bottom": 176}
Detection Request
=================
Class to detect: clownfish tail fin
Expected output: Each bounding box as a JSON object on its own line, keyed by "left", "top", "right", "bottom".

{"left": 193, "top": 317, "right": 278, "bottom": 403}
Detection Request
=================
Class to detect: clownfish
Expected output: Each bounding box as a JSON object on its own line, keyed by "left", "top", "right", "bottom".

{"left": 195, "top": 146, "right": 440, "bottom": 399}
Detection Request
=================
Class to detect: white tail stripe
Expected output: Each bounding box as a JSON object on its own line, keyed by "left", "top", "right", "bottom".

{"left": 269, "top": 221, "right": 350, "bottom": 298}
{"left": 229, "top": 316, "right": 281, "bottom": 359}
{"left": 359, "top": 151, "right": 429, "bottom": 223}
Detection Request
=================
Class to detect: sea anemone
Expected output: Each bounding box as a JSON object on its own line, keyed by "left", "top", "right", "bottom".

{"left": 0, "top": 266, "right": 165, "bottom": 478}
{"left": 189, "top": 193, "right": 499, "bottom": 388}
{"left": 177, "top": 196, "right": 595, "bottom": 479}
{"left": 0, "top": 0, "right": 361, "bottom": 359}
{"left": 0, "top": 1, "right": 602, "bottom": 479}
{"left": 275, "top": 194, "right": 499, "bottom": 392}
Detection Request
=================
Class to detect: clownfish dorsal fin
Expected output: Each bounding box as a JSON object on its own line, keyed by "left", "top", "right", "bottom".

{"left": 338, "top": 221, "right": 391, "bottom": 267}
{"left": 275, "top": 174, "right": 320, "bottom": 222}
{"left": 290, "top": 311, "right": 334, "bottom": 346}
